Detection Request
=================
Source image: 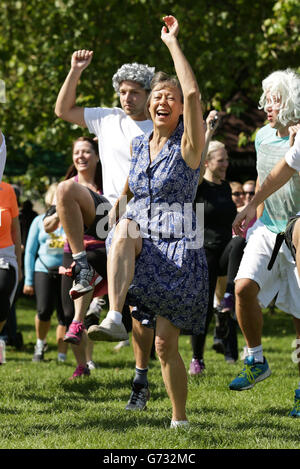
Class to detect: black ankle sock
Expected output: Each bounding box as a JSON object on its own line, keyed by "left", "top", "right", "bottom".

{"left": 133, "top": 367, "right": 148, "bottom": 388}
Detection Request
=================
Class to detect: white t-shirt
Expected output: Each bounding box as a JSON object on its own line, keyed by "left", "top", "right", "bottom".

{"left": 285, "top": 130, "right": 300, "bottom": 172}
{"left": 0, "top": 133, "right": 6, "bottom": 181}
{"left": 84, "top": 107, "right": 153, "bottom": 205}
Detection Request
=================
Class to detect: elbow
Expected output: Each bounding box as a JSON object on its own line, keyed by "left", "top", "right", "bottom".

{"left": 185, "top": 87, "right": 200, "bottom": 102}
{"left": 55, "top": 104, "right": 64, "bottom": 119}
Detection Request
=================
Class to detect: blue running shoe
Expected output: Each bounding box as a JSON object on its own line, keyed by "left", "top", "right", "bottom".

{"left": 229, "top": 355, "right": 271, "bottom": 391}
{"left": 289, "top": 389, "right": 300, "bottom": 417}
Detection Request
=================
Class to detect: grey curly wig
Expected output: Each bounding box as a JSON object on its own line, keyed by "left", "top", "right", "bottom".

{"left": 112, "top": 63, "right": 155, "bottom": 94}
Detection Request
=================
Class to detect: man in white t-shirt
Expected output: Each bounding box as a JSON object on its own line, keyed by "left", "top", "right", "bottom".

{"left": 228, "top": 69, "right": 300, "bottom": 418}
{"left": 55, "top": 49, "right": 155, "bottom": 410}
{"left": 0, "top": 130, "right": 6, "bottom": 181}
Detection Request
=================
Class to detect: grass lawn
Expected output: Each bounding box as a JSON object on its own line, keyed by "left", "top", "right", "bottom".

{"left": 0, "top": 296, "right": 299, "bottom": 450}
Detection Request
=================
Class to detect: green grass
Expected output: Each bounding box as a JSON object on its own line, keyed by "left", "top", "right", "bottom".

{"left": 1, "top": 296, "right": 300, "bottom": 449}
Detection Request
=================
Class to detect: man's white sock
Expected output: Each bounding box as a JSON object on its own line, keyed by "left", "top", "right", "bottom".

{"left": 247, "top": 345, "right": 263, "bottom": 363}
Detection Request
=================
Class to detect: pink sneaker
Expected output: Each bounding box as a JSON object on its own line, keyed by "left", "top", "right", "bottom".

{"left": 64, "top": 321, "right": 85, "bottom": 345}
{"left": 189, "top": 358, "right": 205, "bottom": 376}
{"left": 69, "top": 364, "right": 90, "bottom": 380}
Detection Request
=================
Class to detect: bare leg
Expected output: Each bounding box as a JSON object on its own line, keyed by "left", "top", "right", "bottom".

{"left": 132, "top": 316, "right": 154, "bottom": 369}
{"left": 71, "top": 330, "right": 88, "bottom": 366}
{"left": 56, "top": 325, "right": 68, "bottom": 354}
{"left": 35, "top": 315, "right": 51, "bottom": 341}
{"left": 56, "top": 180, "right": 96, "bottom": 254}
{"left": 73, "top": 290, "right": 94, "bottom": 323}
{"left": 0, "top": 320, "right": 6, "bottom": 334}
{"left": 107, "top": 219, "right": 142, "bottom": 313}
{"left": 235, "top": 278, "right": 262, "bottom": 348}
{"left": 155, "top": 316, "right": 187, "bottom": 422}
{"left": 86, "top": 338, "right": 94, "bottom": 363}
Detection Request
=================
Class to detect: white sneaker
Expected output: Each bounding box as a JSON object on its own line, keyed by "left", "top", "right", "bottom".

{"left": 88, "top": 317, "right": 129, "bottom": 342}
{"left": 87, "top": 360, "right": 97, "bottom": 370}
{"left": 114, "top": 339, "right": 130, "bottom": 351}
{"left": 170, "top": 420, "right": 190, "bottom": 429}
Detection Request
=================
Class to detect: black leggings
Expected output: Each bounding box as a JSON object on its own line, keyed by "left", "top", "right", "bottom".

{"left": 0, "top": 266, "right": 16, "bottom": 322}
{"left": 191, "top": 236, "right": 246, "bottom": 360}
{"left": 34, "top": 271, "right": 64, "bottom": 324}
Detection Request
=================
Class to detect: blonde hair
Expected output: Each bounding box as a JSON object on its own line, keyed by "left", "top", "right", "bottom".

{"left": 206, "top": 140, "right": 225, "bottom": 161}
{"left": 45, "top": 183, "right": 58, "bottom": 207}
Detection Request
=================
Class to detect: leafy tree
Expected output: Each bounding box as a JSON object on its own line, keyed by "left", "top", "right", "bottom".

{"left": 0, "top": 0, "right": 298, "bottom": 200}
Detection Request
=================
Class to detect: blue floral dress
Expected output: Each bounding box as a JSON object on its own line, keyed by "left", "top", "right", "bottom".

{"left": 106, "top": 121, "right": 208, "bottom": 334}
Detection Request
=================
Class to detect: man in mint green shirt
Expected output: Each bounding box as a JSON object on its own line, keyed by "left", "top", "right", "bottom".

{"left": 228, "top": 68, "right": 300, "bottom": 418}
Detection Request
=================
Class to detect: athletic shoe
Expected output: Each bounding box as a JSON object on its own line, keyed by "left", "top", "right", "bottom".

{"left": 57, "top": 353, "right": 67, "bottom": 363}
{"left": 87, "top": 360, "right": 97, "bottom": 370}
{"left": 88, "top": 317, "right": 129, "bottom": 342}
{"left": 69, "top": 364, "right": 90, "bottom": 380}
{"left": 189, "top": 358, "right": 205, "bottom": 376}
{"left": 69, "top": 263, "right": 102, "bottom": 300}
{"left": 32, "top": 344, "right": 44, "bottom": 362}
{"left": 289, "top": 389, "right": 300, "bottom": 418}
{"left": 229, "top": 355, "right": 271, "bottom": 391}
{"left": 170, "top": 420, "right": 190, "bottom": 429}
{"left": 125, "top": 384, "right": 150, "bottom": 411}
{"left": 84, "top": 297, "right": 106, "bottom": 329}
{"left": 64, "top": 321, "right": 85, "bottom": 345}
{"left": 114, "top": 339, "right": 130, "bottom": 351}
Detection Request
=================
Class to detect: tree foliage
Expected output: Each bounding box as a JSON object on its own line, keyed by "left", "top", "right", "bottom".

{"left": 0, "top": 0, "right": 299, "bottom": 200}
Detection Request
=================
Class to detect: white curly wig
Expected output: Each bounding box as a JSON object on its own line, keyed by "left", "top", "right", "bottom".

{"left": 112, "top": 63, "right": 155, "bottom": 94}
{"left": 259, "top": 68, "right": 300, "bottom": 126}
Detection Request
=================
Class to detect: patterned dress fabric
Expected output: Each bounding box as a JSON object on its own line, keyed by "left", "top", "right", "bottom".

{"left": 106, "top": 121, "right": 208, "bottom": 334}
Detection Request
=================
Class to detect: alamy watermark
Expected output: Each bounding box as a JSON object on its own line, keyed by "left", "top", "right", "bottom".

{"left": 95, "top": 199, "right": 204, "bottom": 250}
{"left": 291, "top": 339, "right": 300, "bottom": 364}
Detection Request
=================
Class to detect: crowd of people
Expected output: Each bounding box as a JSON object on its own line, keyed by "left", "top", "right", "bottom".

{"left": 1, "top": 15, "right": 300, "bottom": 426}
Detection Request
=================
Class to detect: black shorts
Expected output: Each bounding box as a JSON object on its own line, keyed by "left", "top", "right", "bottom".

{"left": 84, "top": 190, "right": 112, "bottom": 241}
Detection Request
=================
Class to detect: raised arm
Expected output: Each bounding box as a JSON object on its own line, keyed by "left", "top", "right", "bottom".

{"left": 55, "top": 50, "right": 93, "bottom": 127}
{"left": 161, "top": 16, "right": 205, "bottom": 169}
{"left": 233, "top": 159, "right": 295, "bottom": 235}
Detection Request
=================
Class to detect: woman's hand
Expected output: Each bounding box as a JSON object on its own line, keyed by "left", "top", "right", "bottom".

{"left": 161, "top": 15, "right": 179, "bottom": 45}
{"left": 23, "top": 285, "right": 34, "bottom": 296}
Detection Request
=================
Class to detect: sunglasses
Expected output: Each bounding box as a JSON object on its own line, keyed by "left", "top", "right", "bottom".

{"left": 244, "top": 191, "right": 255, "bottom": 196}
{"left": 232, "top": 191, "right": 244, "bottom": 197}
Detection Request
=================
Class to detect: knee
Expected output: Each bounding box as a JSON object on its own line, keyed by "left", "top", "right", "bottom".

{"left": 114, "top": 219, "right": 139, "bottom": 240}
{"left": 56, "top": 180, "right": 75, "bottom": 204}
{"left": 112, "top": 219, "right": 141, "bottom": 254}
{"left": 235, "top": 278, "right": 258, "bottom": 302}
{"left": 155, "top": 335, "right": 175, "bottom": 364}
{"left": 37, "top": 309, "right": 52, "bottom": 322}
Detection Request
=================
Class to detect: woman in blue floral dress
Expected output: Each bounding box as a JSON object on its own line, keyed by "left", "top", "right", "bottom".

{"left": 89, "top": 15, "right": 208, "bottom": 427}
